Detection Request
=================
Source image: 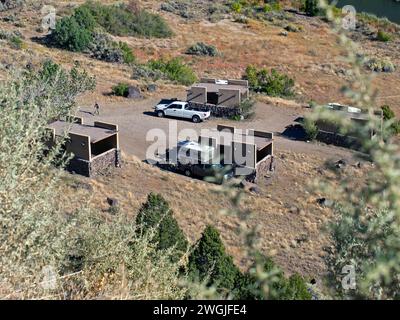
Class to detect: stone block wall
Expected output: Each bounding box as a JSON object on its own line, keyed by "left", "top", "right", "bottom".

{"left": 245, "top": 155, "right": 274, "bottom": 184}
{"left": 317, "top": 131, "right": 361, "bottom": 150}
{"left": 90, "top": 148, "right": 120, "bottom": 177}
{"left": 188, "top": 102, "right": 241, "bottom": 118}
{"left": 66, "top": 148, "right": 121, "bottom": 177}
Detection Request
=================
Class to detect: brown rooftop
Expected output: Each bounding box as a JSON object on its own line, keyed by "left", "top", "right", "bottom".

{"left": 48, "top": 120, "right": 117, "bottom": 143}
{"left": 191, "top": 82, "right": 248, "bottom": 94}
{"left": 201, "top": 128, "right": 273, "bottom": 151}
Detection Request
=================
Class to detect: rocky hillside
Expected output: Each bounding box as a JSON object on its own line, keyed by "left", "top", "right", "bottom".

{"left": 1, "top": 0, "right": 398, "bottom": 294}
{"left": 0, "top": 0, "right": 399, "bottom": 111}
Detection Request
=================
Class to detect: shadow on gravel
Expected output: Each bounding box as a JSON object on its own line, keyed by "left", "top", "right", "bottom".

{"left": 142, "top": 111, "right": 198, "bottom": 123}
{"left": 280, "top": 123, "right": 307, "bottom": 141}
{"left": 143, "top": 111, "right": 157, "bottom": 117}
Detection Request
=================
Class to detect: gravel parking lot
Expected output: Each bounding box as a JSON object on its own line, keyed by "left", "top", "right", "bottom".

{"left": 78, "top": 92, "right": 355, "bottom": 161}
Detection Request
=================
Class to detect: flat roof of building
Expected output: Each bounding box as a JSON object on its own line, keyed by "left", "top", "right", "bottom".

{"left": 201, "top": 129, "right": 272, "bottom": 151}
{"left": 191, "top": 82, "right": 248, "bottom": 94}
{"left": 321, "top": 104, "right": 382, "bottom": 121}
{"left": 48, "top": 120, "right": 116, "bottom": 143}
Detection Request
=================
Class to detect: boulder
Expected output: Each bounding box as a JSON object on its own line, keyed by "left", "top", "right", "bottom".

{"left": 335, "top": 159, "right": 347, "bottom": 169}
{"left": 289, "top": 206, "right": 300, "bottom": 214}
{"left": 106, "top": 197, "right": 119, "bottom": 207}
{"left": 249, "top": 185, "right": 261, "bottom": 194}
{"left": 317, "top": 197, "right": 334, "bottom": 208}
{"left": 240, "top": 180, "right": 260, "bottom": 193}
{"left": 127, "top": 86, "right": 142, "bottom": 99}
{"left": 147, "top": 84, "right": 157, "bottom": 92}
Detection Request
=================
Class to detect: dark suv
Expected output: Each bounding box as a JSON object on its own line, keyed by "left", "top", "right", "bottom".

{"left": 180, "top": 163, "right": 235, "bottom": 183}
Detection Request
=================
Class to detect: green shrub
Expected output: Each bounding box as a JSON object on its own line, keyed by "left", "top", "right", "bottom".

{"left": 0, "top": 0, "right": 24, "bottom": 11}
{"left": 161, "top": 0, "right": 229, "bottom": 21}
{"left": 377, "top": 30, "right": 392, "bottom": 42}
{"left": 86, "top": 32, "right": 135, "bottom": 64}
{"left": 244, "top": 65, "right": 295, "bottom": 97}
{"left": 132, "top": 63, "right": 165, "bottom": 81}
{"left": 303, "top": 0, "right": 319, "bottom": 16}
{"left": 233, "top": 15, "right": 249, "bottom": 24}
{"left": 80, "top": 1, "right": 173, "bottom": 38}
{"left": 88, "top": 33, "right": 124, "bottom": 63}
{"left": 8, "top": 35, "right": 23, "bottom": 49}
{"left": 263, "top": 4, "right": 272, "bottom": 13}
{"left": 284, "top": 24, "right": 301, "bottom": 33}
{"left": 87, "top": 33, "right": 134, "bottom": 64}
{"left": 52, "top": 16, "right": 93, "bottom": 52}
{"left": 231, "top": 2, "right": 242, "bottom": 13}
{"left": 239, "top": 98, "right": 255, "bottom": 119}
{"left": 52, "top": 1, "right": 173, "bottom": 52}
{"left": 33, "top": 60, "right": 96, "bottom": 115}
{"left": 365, "top": 57, "right": 395, "bottom": 73}
{"left": 271, "top": 2, "right": 282, "bottom": 12}
{"left": 148, "top": 58, "right": 197, "bottom": 85}
{"left": 72, "top": 5, "right": 97, "bottom": 32}
{"left": 188, "top": 225, "right": 240, "bottom": 292}
{"left": 358, "top": 12, "right": 400, "bottom": 35}
{"left": 38, "top": 59, "right": 62, "bottom": 81}
{"left": 303, "top": 117, "right": 318, "bottom": 141}
{"left": 118, "top": 41, "right": 135, "bottom": 64}
{"left": 381, "top": 104, "right": 395, "bottom": 121}
{"left": 111, "top": 83, "right": 130, "bottom": 97}
{"left": 230, "top": 114, "right": 242, "bottom": 121}
{"left": 136, "top": 193, "right": 188, "bottom": 261}
{"left": 186, "top": 42, "right": 219, "bottom": 57}
{"left": 233, "top": 254, "right": 312, "bottom": 300}
{"left": 381, "top": 105, "right": 400, "bottom": 135}
{"left": 0, "top": 67, "right": 187, "bottom": 299}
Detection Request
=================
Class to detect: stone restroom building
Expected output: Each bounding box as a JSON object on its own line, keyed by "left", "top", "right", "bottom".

{"left": 46, "top": 117, "right": 121, "bottom": 177}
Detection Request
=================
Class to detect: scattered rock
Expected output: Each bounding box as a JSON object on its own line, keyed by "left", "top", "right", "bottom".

{"left": 25, "top": 62, "right": 34, "bottom": 71}
{"left": 249, "top": 185, "right": 261, "bottom": 194}
{"left": 127, "top": 86, "right": 142, "bottom": 99}
{"left": 279, "top": 31, "right": 288, "bottom": 37}
{"left": 147, "top": 84, "right": 157, "bottom": 92}
{"left": 241, "top": 180, "right": 260, "bottom": 194}
{"left": 106, "top": 197, "right": 119, "bottom": 207}
{"left": 317, "top": 197, "right": 334, "bottom": 208}
{"left": 71, "top": 181, "right": 93, "bottom": 192}
{"left": 289, "top": 206, "right": 300, "bottom": 214}
{"left": 296, "top": 234, "right": 309, "bottom": 244}
{"left": 335, "top": 159, "right": 347, "bottom": 169}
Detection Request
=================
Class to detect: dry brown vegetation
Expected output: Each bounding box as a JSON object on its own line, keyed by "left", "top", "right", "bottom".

{"left": 61, "top": 151, "right": 371, "bottom": 278}
{"left": 1, "top": 1, "right": 399, "bottom": 109}
{"left": 0, "top": 0, "right": 397, "bottom": 281}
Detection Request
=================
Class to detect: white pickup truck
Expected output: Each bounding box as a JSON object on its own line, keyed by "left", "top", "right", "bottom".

{"left": 154, "top": 100, "right": 211, "bottom": 123}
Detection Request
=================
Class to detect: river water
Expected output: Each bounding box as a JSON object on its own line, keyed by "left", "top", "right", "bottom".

{"left": 335, "top": 0, "right": 400, "bottom": 24}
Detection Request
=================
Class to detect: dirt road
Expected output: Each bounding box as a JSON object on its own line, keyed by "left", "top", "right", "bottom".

{"left": 78, "top": 92, "right": 355, "bottom": 161}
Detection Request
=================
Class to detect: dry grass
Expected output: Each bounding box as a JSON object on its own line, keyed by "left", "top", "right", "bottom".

{"left": 0, "top": 0, "right": 392, "bottom": 282}
{"left": 60, "top": 151, "right": 372, "bottom": 278}
{"left": 1, "top": 0, "right": 399, "bottom": 109}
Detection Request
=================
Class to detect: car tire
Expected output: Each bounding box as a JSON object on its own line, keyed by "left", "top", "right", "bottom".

{"left": 192, "top": 115, "right": 200, "bottom": 123}
{"left": 184, "top": 169, "right": 192, "bottom": 177}
{"left": 157, "top": 111, "right": 165, "bottom": 118}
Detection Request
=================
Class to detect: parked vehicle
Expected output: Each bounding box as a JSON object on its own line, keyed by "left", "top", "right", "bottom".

{"left": 154, "top": 100, "right": 210, "bottom": 123}
{"left": 170, "top": 140, "right": 234, "bottom": 183}
{"left": 179, "top": 163, "right": 234, "bottom": 184}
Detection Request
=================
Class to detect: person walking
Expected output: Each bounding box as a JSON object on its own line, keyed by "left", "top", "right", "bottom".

{"left": 94, "top": 102, "right": 100, "bottom": 116}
